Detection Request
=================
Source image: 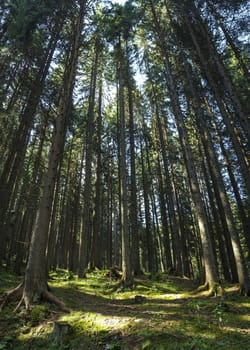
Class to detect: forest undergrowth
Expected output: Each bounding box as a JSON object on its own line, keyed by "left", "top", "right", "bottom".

{"left": 0, "top": 270, "right": 249, "bottom": 350}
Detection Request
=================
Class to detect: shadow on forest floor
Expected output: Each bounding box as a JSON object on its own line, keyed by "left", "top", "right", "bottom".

{"left": 0, "top": 270, "right": 249, "bottom": 349}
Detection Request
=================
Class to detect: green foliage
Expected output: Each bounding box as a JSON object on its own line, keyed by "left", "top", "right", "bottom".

{"left": 0, "top": 335, "right": 14, "bottom": 350}
{"left": 101, "top": 1, "right": 141, "bottom": 43}
{"left": 181, "top": 337, "right": 209, "bottom": 350}
{"left": 141, "top": 339, "right": 152, "bottom": 349}
{"left": 4, "top": 0, "right": 58, "bottom": 54}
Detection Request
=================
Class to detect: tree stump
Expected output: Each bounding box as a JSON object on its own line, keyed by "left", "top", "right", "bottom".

{"left": 51, "top": 321, "right": 73, "bottom": 346}
{"left": 134, "top": 295, "right": 146, "bottom": 304}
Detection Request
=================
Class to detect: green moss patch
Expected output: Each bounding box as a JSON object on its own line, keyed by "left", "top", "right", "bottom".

{"left": 0, "top": 271, "right": 249, "bottom": 349}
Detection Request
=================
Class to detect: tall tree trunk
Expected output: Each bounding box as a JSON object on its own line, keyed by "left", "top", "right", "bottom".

{"left": 125, "top": 45, "right": 141, "bottom": 275}
{"left": 22, "top": 1, "right": 86, "bottom": 309}
{"left": 78, "top": 37, "right": 100, "bottom": 278}
{"left": 206, "top": 0, "right": 249, "bottom": 80}
{"left": 117, "top": 41, "right": 133, "bottom": 286}
{"left": 183, "top": 51, "right": 249, "bottom": 293}
{"left": 185, "top": 0, "right": 250, "bottom": 140}
{"left": 13, "top": 116, "right": 48, "bottom": 273}
{"left": 0, "top": 12, "right": 66, "bottom": 263}
{"left": 140, "top": 133, "right": 156, "bottom": 273}
{"left": 149, "top": 0, "right": 219, "bottom": 291}
{"left": 209, "top": 108, "right": 250, "bottom": 261}
{"left": 92, "top": 78, "right": 104, "bottom": 270}
{"left": 156, "top": 155, "right": 173, "bottom": 271}
{"left": 183, "top": 11, "right": 250, "bottom": 200}
{"left": 153, "top": 95, "right": 182, "bottom": 275}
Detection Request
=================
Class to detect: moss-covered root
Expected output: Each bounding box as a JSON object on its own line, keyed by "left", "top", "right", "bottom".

{"left": 195, "top": 281, "right": 224, "bottom": 297}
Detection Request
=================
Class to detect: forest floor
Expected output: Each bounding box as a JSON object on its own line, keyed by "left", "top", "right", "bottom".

{"left": 0, "top": 270, "right": 249, "bottom": 350}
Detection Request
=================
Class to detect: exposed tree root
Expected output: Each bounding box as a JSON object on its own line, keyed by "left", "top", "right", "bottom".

{"left": 1, "top": 282, "right": 72, "bottom": 313}
{"left": 42, "top": 290, "right": 72, "bottom": 313}
{"left": 105, "top": 266, "right": 122, "bottom": 280}
{"left": 111, "top": 279, "right": 122, "bottom": 292}
{"left": 111, "top": 278, "right": 135, "bottom": 292}
{"left": 14, "top": 295, "right": 25, "bottom": 312}
{"left": 194, "top": 281, "right": 209, "bottom": 294}
{"left": 239, "top": 285, "right": 250, "bottom": 297}
{"left": 0, "top": 282, "right": 24, "bottom": 311}
{"left": 206, "top": 284, "right": 224, "bottom": 297}
{"left": 194, "top": 281, "right": 224, "bottom": 297}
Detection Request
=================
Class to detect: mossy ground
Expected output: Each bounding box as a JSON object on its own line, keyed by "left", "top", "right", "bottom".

{"left": 0, "top": 270, "right": 249, "bottom": 349}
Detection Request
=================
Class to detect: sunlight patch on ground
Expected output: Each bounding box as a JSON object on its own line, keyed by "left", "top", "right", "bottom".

{"left": 237, "top": 302, "right": 250, "bottom": 308}
{"left": 61, "top": 311, "right": 132, "bottom": 331}
{"left": 18, "top": 322, "right": 53, "bottom": 342}
{"left": 239, "top": 314, "right": 250, "bottom": 321}
{"left": 222, "top": 325, "right": 250, "bottom": 334}
{"left": 161, "top": 293, "right": 185, "bottom": 300}
{"left": 94, "top": 315, "right": 131, "bottom": 328}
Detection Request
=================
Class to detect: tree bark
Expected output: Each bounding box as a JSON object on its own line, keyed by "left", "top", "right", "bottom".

{"left": 125, "top": 43, "right": 141, "bottom": 275}
{"left": 78, "top": 36, "right": 100, "bottom": 278}
{"left": 22, "top": 1, "right": 86, "bottom": 309}
{"left": 149, "top": 0, "right": 220, "bottom": 290}
{"left": 117, "top": 40, "right": 133, "bottom": 286}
